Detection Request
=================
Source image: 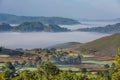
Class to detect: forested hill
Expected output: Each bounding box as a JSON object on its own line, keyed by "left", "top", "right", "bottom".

{"left": 0, "top": 22, "right": 70, "bottom": 32}
{"left": 0, "top": 13, "right": 80, "bottom": 25}
{"left": 0, "top": 47, "right": 23, "bottom": 56}
{"left": 76, "top": 33, "right": 120, "bottom": 56}
{"left": 77, "top": 23, "right": 120, "bottom": 34}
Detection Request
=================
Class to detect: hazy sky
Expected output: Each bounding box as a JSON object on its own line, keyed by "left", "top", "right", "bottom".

{"left": 0, "top": 0, "right": 120, "bottom": 19}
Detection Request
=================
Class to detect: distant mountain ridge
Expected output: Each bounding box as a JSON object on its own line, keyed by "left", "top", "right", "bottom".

{"left": 0, "top": 13, "right": 80, "bottom": 25}
{"left": 77, "top": 23, "right": 120, "bottom": 34}
{"left": 0, "top": 23, "right": 12, "bottom": 31}
{"left": 0, "top": 22, "right": 70, "bottom": 32}
{"left": 78, "top": 18, "right": 120, "bottom": 22}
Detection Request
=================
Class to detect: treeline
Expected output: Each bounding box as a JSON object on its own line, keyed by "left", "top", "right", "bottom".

{"left": 0, "top": 22, "right": 70, "bottom": 32}
{"left": 1, "top": 53, "right": 120, "bottom": 80}
{"left": 23, "top": 48, "right": 83, "bottom": 65}
{"left": 0, "top": 62, "right": 105, "bottom": 80}
{"left": 0, "top": 47, "right": 23, "bottom": 56}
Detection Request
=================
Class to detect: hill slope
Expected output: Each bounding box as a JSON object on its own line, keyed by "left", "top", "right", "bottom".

{"left": 77, "top": 33, "right": 120, "bottom": 56}
{"left": 0, "top": 13, "right": 80, "bottom": 25}
{"left": 48, "top": 42, "right": 81, "bottom": 49}
{"left": 0, "top": 23, "right": 12, "bottom": 32}
{"left": 0, "top": 47, "right": 23, "bottom": 56}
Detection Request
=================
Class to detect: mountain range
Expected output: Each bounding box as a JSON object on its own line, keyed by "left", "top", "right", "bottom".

{"left": 77, "top": 23, "right": 120, "bottom": 34}
{"left": 0, "top": 13, "right": 80, "bottom": 25}
{"left": 0, "top": 22, "right": 70, "bottom": 32}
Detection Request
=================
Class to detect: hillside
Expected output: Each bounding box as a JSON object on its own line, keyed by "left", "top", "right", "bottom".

{"left": 76, "top": 33, "right": 120, "bottom": 56}
{"left": 0, "top": 22, "right": 70, "bottom": 32}
{"left": 0, "top": 23, "right": 12, "bottom": 32}
{"left": 0, "top": 47, "right": 23, "bottom": 56}
{"left": 77, "top": 23, "right": 120, "bottom": 34}
{"left": 48, "top": 42, "right": 81, "bottom": 49}
{"left": 0, "top": 13, "right": 80, "bottom": 25}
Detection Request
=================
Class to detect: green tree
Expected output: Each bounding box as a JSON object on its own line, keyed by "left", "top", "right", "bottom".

{"left": 112, "top": 71, "right": 120, "bottom": 80}
{"left": 104, "top": 64, "right": 110, "bottom": 69}
{"left": 40, "top": 62, "right": 60, "bottom": 76}
{"left": 4, "top": 62, "right": 15, "bottom": 79}
{"left": 114, "top": 53, "right": 120, "bottom": 70}
{"left": 34, "top": 56, "right": 42, "bottom": 67}
{"left": 76, "top": 55, "right": 83, "bottom": 64}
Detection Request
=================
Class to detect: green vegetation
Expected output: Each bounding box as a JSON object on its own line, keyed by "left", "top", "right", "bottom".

{"left": 82, "top": 61, "right": 113, "bottom": 65}
{"left": 0, "top": 13, "right": 80, "bottom": 25}
{"left": 0, "top": 62, "right": 106, "bottom": 80}
{"left": 77, "top": 33, "right": 120, "bottom": 56}
{"left": 0, "top": 63, "right": 5, "bottom": 67}
{"left": 59, "top": 67, "right": 79, "bottom": 71}
{"left": 0, "top": 47, "right": 119, "bottom": 80}
{"left": 82, "top": 54, "right": 94, "bottom": 57}
{"left": 0, "top": 47, "right": 23, "bottom": 56}
{"left": 19, "top": 67, "right": 37, "bottom": 71}
{"left": 0, "top": 57, "right": 118, "bottom": 80}
{"left": 69, "top": 53, "right": 78, "bottom": 56}
{"left": 0, "top": 54, "right": 10, "bottom": 57}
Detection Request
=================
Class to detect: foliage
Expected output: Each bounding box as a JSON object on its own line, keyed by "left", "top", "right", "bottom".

{"left": 35, "top": 56, "right": 42, "bottom": 67}
{"left": 39, "top": 62, "right": 60, "bottom": 76}
{"left": 112, "top": 71, "right": 120, "bottom": 80}
{"left": 114, "top": 53, "right": 120, "bottom": 70}
{"left": 3, "top": 62, "right": 15, "bottom": 79}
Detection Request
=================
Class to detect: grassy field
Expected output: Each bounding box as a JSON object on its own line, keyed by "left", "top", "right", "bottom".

{"left": 69, "top": 53, "right": 95, "bottom": 58}
{"left": 0, "top": 63, "right": 5, "bottom": 67}
{"left": 19, "top": 67, "right": 37, "bottom": 71}
{"left": 82, "top": 54, "right": 95, "bottom": 58}
{"left": 0, "top": 54, "right": 10, "bottom": 57}
{"left": 82, "top": 60, "right": 113, "bottom": 65}
{"left": 59, "top": 67, "right": 79, "bottom": 71}
{"left": 57, "top": 65, "right": 80, "bottom": 71}
{"left": 69, "top": 53, "right": 78, "bottom": 56}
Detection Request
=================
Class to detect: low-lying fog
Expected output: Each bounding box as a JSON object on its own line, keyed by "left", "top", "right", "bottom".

{"left": 1, "top": 21, "right": 117, "bottom": 49}
{"left": 0, "top": 32, "right": 109, "bottom": 49}
{"left": 60, "top": 21, "right": 118, "bottom": 30}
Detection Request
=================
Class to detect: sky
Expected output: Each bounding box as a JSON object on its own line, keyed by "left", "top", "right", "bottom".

{"left": 0, "top": 0, "right": 120, "bottom": 19}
